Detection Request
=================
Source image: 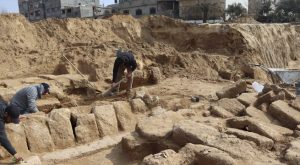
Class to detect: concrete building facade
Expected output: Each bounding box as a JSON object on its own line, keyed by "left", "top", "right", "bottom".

{"left": 18, "top": 0, "right": 100, "bottom": 21}
{"left": 112, "top": 0, "right": 225, "bottom": 20}
{"left": 113, "top": 0, "right": 179, "bottom": 18}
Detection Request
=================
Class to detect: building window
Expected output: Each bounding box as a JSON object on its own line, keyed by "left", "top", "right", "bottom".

{"left": 136, "top": 9, "right": 142, "bottom": 16}
{"left": 150, "top": 7, "right": 156, "bottom": 15}
{"left": 62, "top": 10, "right": 65, "bottom": 14}
{"left": 67, "top": 9, "right": 72, "bottom": 13}
{"left": 123, "top": 10, "right": 129, "bottom": 14}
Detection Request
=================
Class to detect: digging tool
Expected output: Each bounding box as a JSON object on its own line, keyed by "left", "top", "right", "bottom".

{"left": 62, "top": 52, "right": 102, "bottom": 95}
{"left": 101, "top": 78, "right": 128, "bottom": 97}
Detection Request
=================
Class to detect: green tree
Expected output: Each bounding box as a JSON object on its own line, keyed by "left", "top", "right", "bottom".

{"left": 275, "top": 0, "right": 300, "bottom": 22}
{"left": 191, "top": 1, "right": 219, "bottom": 23}
{"left": 257, "top": 0, "right": 274, "bottom": 22}
{"left": 226, "top": 3, "right": 247, "bottom": 20}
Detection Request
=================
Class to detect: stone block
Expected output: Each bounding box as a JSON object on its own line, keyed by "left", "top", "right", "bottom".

{"left": 218, "top": 98, "right": 245, "bottom": 116}
{"left": 237, "top": 93, "right": 257, "bottom": 106}
{"left": 244, "top": 106, "right": 274, "bottom": 123}
{"left": 142, "top": 149, "right": 184, "bottom": 165}
{"left": 172, "top": 120, "right": 220, "bottom": 146}
{"left": 136, "top": 116, "right": 174, "bottom": 141}
{"left": 172, "top": 120, "right": 274, "bottom": 161}
{"left": 269, "top": 100, "right": 300, "bottom": 129}
{"left": 149, "top": 67, "right": 162, "bottom": 84}
{"left": 0, "top": 88, "right": 16, "bottom": 102}
{"left": 122, "top": 132, "right": 155, "bottom": 160}
{"left": 134, "top": 86, "right": 149, "bottom": 99}
{"left": 23, "top": 117, "right": 55, "bottom": 152}
{"left": 70, "top": 106, "right": 92, "bottom": 124}
{"left": 48, "top": 108, "right": 75, "bottom": 149}
{"left": 225, "top": 128, "right": 274, "bottom": 150}
{"left": 5, "top": 124, "right": 29, "bottom": 155}
{"left": 150, "top": 106, "right": 167, "bottom": 116}
{"left": 216, "top": 80, "right": 247, "bottom": 99}
{"left": 92, "top": 105, "right": 118, "bottom": 137}
{"left": 179, "top": 143, "right": 237, "bottom": 165}
{"left": 75, "top": 114, "right": 100, "bottom": 144}
{"left": 227, "top": 117, "right": 293, "bottom": 141}
{"left": 284, "top": 139, "right": 300, "bottom": 165}
{"left": 210, "top": 106, "right": 234, "bottom": 118}
{"left": 131, "top": 98, "right": 148, "bottom": 113}
{"left": 36, "top": 97, "right": 61, "bottom": 113}
{"left": 113, "top": 101, "right": 137, "bottom": 131}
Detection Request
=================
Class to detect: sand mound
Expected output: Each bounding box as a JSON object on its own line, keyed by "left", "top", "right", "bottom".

{"left": 0, "top": 14, "right": 299, "bottom": 82}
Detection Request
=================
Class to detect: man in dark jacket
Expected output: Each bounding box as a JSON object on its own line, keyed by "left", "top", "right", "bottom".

{"left": 112, "top": 49, "right": 137, "bottom": 94}
{"left": 0, "top": 101, "right": 23, "bottom": 163}
{"left": 10, "top": 83, "right": 50, "bottom": 114}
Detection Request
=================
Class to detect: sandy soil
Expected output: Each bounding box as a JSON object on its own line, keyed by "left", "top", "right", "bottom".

{"left": 58, "top": 145, "right": 138, "bottom": 165}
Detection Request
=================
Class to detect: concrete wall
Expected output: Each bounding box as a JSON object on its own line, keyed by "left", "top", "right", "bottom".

{"left": 27, "top": 0, "right": 46, "bottom": 21}
{"left": 80, "top": 5, "right": 94, "bottom": 17}
{"left": 179, "top": 0, "right": 225, "bottom": 20}
{"left": 18, "top": 0, "right": 29, "bottom": 18}
{"left": 117, "top": 0, "right": 158, "bottom": 16}
{"left": 60, "top": 0, "right": 99, "bottom": 7}
{"left": 18, "top": 0, "right": 100, "bottom": 21}
{"left": 157, "top": 1, "right": 179, "bottom": 18}
{"left": 45, "top": 0, "right": 61, "bottom": 18}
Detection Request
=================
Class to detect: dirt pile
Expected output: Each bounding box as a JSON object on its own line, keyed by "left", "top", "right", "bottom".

{"left": 0, "top": 14, "right": 299, "bottom": 82}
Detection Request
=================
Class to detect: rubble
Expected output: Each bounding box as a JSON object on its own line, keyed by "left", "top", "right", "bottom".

{"left": 227, "top": 117, "right": 293, "bottom": 141}
{"left": 225, "top": 128, "right": 274, "bottom": 149}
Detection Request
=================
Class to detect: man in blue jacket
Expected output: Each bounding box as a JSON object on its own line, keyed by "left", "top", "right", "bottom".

{"left": 111, "top": 49, "right": 137, "bottom": 94}
{"left": 10, "top": 83, "right": 50, "bottom": 114}
{"left": 0, "top": 101, "right": 23, "bottom": 163}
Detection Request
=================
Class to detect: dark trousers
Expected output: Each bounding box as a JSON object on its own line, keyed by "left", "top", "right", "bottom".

{"left": 113, "top": 65, "right": 134, "bottom": 93}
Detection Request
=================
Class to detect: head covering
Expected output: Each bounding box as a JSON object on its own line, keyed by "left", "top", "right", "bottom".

{"left": 41, "top": 83, "right": 50, "bottom": 94}
{"left": 5, "top": 105, "right": 20, "bottom": 124}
